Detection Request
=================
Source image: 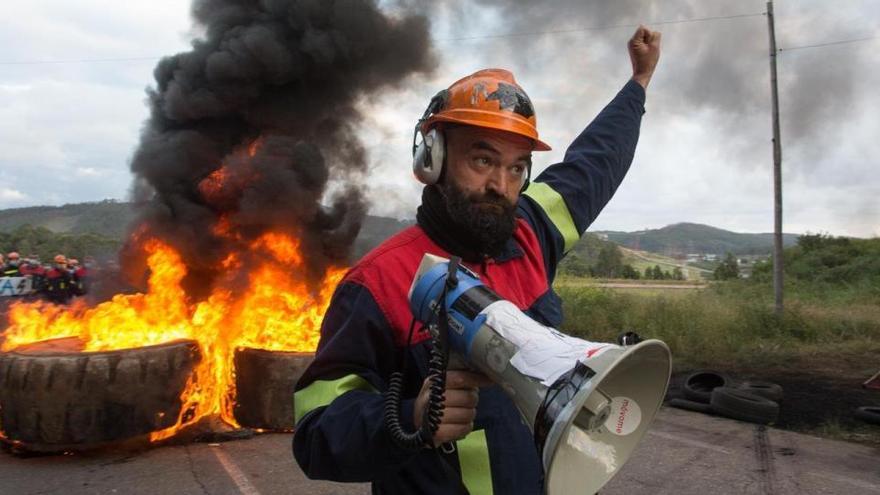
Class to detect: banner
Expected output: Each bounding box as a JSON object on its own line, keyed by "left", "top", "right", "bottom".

{"left": 0, "top": 277, "right": 34, "bottom": 296}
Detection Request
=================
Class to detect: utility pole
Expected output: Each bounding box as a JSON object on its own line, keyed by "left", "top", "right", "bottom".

{"left": 767, "top": 1, "right": 784, "bottom": 316}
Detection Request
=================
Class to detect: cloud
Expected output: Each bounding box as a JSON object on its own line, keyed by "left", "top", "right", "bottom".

{"left": 1, "top": 0, "right": 878, "bottom": 239}
{"left": 0, "top": 188, "right": 29, "bottom": 203}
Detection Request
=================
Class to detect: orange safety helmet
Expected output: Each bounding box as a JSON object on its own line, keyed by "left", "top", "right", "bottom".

{"left": 421, "top": 68, "right": 551, "bottom": 151}
{"left": 54, "top": 254, "right": 67, "bottom": 264}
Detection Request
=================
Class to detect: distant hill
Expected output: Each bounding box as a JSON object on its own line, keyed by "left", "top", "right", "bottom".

{"left": 0, "top": 200, "right": 136, "bottom": 238}
{"left": 0, "top": 203, "right": 802, "bottom": 259}
{"left": 0, "top": 200, "right": 412, "bottom": 261}
{"left": 596, "top": 223, "right": 799, "bottom": 256}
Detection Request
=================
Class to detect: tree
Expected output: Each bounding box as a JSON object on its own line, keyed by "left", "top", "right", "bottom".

{"left": 672, "top": 267, "right": 685, "bottom": 280}
{"left": 593, "top": 244, "right": 624, "bottom": 278}
{"left": 621, "top": 264, "right": 640, "bottom": 280}
{"left": 651, "top": 265, "right": 663, "bottom": 280}
{"left": 644, "top": 267, "right": 652, "bottom": 279}
{"left": 559, "top": 253, "right": 591, "bottom": 278}
{"left": 713, "top": 252, "right": 740, "bottom": 280}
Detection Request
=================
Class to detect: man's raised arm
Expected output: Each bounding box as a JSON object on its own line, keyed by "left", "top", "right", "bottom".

{"left": 519, "top": 25, "right": 662, "bottom": 274}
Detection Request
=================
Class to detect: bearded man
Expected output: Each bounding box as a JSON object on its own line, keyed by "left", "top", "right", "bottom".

{"left": 293, "top": 25, "right": 662, "bottom": 495}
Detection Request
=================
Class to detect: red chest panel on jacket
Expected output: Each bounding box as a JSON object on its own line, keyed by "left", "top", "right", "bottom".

{"left": 344, "top": 219, "right": 548, "bottom": 345}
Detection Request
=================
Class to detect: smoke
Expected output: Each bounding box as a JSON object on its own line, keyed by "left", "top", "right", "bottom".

{"left": 436, "top": 0, "right": 877, "bottom": 171}
{"left": 125, "top": 0, "right": 433, "bottom": 296}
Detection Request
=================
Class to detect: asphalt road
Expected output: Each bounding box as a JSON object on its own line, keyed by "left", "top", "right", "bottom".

{"left": 1, "top": 407, "right": 878, "bottom": 495}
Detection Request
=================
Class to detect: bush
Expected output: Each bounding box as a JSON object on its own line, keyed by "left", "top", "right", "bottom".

{"left": 556, "top": 280, "right": 880, "bottom": 369}
{"left": 0, "top": 224, "right": 119, "bottom": 262}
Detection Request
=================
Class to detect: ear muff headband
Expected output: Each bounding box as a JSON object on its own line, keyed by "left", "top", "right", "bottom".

{"left": 412, "top": 91, "right": 449, "bottom": 185}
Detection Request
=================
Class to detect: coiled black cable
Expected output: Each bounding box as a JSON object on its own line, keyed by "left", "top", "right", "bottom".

{"left": 384, "top": 257, "right": 460, "bottom": 451}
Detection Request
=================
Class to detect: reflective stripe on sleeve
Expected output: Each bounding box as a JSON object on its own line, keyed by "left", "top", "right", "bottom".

{"left": 293, "top": 374, "right": 376, "bottom": 425}
{"left": 523, "top": 181, "right": 580, "bottom": 253}
{"left": 458, "top": 429, "right": 493, "bottom": 495}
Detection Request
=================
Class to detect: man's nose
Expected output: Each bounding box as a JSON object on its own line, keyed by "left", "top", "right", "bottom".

{"left": 484, "top": 165, "right": 508, "bottom": 195}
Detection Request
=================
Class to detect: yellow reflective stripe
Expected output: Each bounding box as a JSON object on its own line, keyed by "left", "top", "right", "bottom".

{"left": 293, "top": 374, "right": 375, "bottom": 424}
{"left": 523, "top": 181, "right": 580, "bottom": 253}
{"left": 458, "top": 429, "right": 493, "bottom": 495}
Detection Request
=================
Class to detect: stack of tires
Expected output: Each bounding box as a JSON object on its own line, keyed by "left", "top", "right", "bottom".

{"left": 0, "top": 340, "right": 317, "bottom": 454}
{"left": 669, "top": 370, "right": 782, "bottom": 425}
{"left": 232, "top": 347, "right": 314, "bottom": 431}
{"left": 0, "top": 339, "right": 200, "bottom": 453}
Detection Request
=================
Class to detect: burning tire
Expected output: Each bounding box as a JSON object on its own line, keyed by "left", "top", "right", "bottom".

{"left": 233, "top": 347, "right": 314, "bottom": 431}
{"left": 0, "top": 338, "right": 200, "bottom": 452}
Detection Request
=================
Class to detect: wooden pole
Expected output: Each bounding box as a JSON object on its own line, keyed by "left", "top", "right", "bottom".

{"left": 767, "top": 1, "right": 784, "bottom": 316}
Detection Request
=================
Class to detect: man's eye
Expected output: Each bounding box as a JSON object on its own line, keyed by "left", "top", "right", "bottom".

{"left": 511, "top": 165, "right": 525, "bottom": 176}
{"left": 474, "top": 157, "right": 491, "bottom": 167}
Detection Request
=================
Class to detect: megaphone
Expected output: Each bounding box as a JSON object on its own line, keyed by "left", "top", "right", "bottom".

{"left": 406, "top": 254, "right": 672, "bottom": 494}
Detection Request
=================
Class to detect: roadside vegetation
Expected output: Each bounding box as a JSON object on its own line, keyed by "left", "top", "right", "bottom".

{"left": 556, "top": 233, "right": 880, "bottom": 369}
{"left": 555, "top": 233, "right": 880, "bottom": 444}
{"left": 0, "top": 224, "right": 120, "bottom": 261}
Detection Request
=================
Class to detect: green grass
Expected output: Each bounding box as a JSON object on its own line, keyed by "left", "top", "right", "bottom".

{"left": 555, "top": 279, "right": 880, "bottom": 370}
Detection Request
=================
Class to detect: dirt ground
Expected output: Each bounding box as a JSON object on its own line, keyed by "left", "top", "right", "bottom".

{"left": 668, "top": 364, "right": 880, "bottom": 447}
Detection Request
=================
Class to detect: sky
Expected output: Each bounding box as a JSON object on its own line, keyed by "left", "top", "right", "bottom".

{"left": 0, "top": 0, "right": 878, "bottom": 237}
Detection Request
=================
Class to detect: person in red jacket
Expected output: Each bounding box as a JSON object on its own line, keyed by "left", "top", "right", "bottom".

{"left": 44, "top": 254, "right": 73, "bottom": 304}
{"left": 293, "top": 26, "right": 662, "bottom": 494}
{"left": 2, "top": 252, "right": 21, "bottom": 277}
{"left": 68, "top": 258, "right": 88, "bottom": 296}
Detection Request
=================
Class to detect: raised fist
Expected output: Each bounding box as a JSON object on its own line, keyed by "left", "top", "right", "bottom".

{"left": 628, "top": 25, "right": 662, "bottom": 89}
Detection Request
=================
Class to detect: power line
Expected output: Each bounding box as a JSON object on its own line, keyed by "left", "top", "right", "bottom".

{"left": 437, "top": 12, "right": 766, "bottom": 42}
{"left": 1, "top": 12, "right": 766, "bottom": 65}
{"left": 779, "top": 35, "right": 879, "bottom": 52}
{"left": 2, "top": 13, "right": 874, "bottom": 65}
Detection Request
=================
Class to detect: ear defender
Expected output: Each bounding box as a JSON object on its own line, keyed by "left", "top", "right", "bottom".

{"left": 412, "top": 91, "right": 449, "bottom": 185}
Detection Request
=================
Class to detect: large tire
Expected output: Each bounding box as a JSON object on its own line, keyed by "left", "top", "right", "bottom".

{"left": 683, "top": 370, "right": 732, "bottom": 404}
{"left": 668, "top": 398, "right": 713, "bottom": 414}
{"left": 710, "top": 387, "right": 779, "bottom": 425}
{"left": 737, "top": 381, "right": 784, "bottom": 402}
{"left": 233, "top": 347, "right": 314, "bottom": 431}
{"left": 854, "top": 406, "right": 880, "bottom": 425}
{"left": 0, "top": 338, "right": 200, "bottom": 452}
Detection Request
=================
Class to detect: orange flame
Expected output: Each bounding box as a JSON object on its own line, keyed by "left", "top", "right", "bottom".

{"left": 2, "top": 223, "right": 345, "bottom": 441}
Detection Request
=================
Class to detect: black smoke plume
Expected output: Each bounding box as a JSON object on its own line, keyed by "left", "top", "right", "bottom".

{"left": 125, "top": 0, "right": 433, "bottom": 297}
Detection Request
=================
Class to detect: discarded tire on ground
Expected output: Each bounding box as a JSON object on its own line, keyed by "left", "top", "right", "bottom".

{"left": 233, "top": 347, "right": 314, "bottom": 430}
{"left": 737, "top": 381, "right": 784, "bottom": 402}
{"left": 668, "top": 398, "right": 713, "bottom": 414}
{"left": 683, "top": 370, "right": 732, "bottom": 404}
{"left": 710, "top": 387, "right": 779, "bottom": 425}
{"left": 0, "top": 338, "right": 200, "bottom": 452}
{"left": 854, "top": 406, "right": 880, "bottom": 426}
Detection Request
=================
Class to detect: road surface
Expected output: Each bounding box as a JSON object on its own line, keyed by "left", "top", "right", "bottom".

{"left": 1, "top": 407, "right": 877, "bottom": 494}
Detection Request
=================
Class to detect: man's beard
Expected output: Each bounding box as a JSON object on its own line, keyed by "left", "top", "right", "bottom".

{"left": 440, "top": 180, "right": 517, "bottom": 257}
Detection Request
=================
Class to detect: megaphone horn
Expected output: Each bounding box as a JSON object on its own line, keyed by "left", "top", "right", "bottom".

{"left": 407, "top": 254, "right": 672, "bottom": 494}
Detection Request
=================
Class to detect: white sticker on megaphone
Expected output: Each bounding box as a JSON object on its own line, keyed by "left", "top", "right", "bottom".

{"left": 604, "top": 397, "right": 642, "bottom": 436}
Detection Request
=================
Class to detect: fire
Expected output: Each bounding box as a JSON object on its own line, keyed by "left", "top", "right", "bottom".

{"left": 1, "top": 199, "right": 346, "bottom": 442}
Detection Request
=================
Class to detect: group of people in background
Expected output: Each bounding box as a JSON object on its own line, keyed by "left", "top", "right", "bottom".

{"left": 0, "top": 251, "right": 88, "bottom": 304}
